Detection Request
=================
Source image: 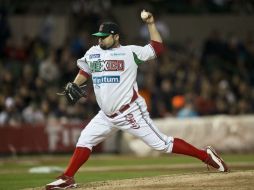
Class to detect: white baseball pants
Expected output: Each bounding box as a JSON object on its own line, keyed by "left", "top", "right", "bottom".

{"left": 76, "top": 96, "right": 174, "bottom": 153}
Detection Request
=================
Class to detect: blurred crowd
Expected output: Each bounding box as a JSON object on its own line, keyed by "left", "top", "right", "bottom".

{"left": 0, "top": 2, "right": 254, "bottom": 126}
{"left": 2, "top": 0, "right": 254, "bottom": 15}
{"left": 138, "top": 29, "right": 254, "bottom": 118}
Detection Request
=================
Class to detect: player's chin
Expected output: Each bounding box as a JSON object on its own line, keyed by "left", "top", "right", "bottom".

{"left": 100, "top": 44, "right": 108, "bottom": 50}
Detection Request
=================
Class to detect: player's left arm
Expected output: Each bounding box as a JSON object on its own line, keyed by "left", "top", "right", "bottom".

{"left": 57, "top": 52, "right": 91, "bottom": 104}
{"left": 57, "top": 72, "right": 88, "bottom": 105}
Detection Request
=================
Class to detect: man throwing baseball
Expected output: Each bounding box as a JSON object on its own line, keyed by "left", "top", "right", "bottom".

{"left": 46, "top": 10, "right": 228, "bottom": 190}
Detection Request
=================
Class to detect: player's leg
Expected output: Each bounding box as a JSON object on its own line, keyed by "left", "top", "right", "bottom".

{"left": 65, "top": 111, "right": 117, "bottom": 177}
{"left": 124, "top": 97, "right": 228, "bottom": 172}
{"left": 171, "top": 138, "right": 228, "bottom": 171}
{"left": 172, "top": 138, "right": 207, "bottom": 161}
{"left": 46, "top": 111, "right": 117, "bottom": 190}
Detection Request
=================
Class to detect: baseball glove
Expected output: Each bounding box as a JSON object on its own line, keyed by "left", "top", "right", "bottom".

{"left": 57, "top": 82, "right": 87, "bottom": 104}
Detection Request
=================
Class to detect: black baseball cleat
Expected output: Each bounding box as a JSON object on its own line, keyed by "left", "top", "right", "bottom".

{"left": 45, "top": 174, "right": 77, "bottom": 189}
{"left": 204, "top": 146, "right": 229, "bottom": 172}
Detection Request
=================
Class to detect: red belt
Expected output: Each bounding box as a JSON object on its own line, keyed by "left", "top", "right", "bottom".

{"left": 107, "top": 90, "right": 138, "bottom": 118}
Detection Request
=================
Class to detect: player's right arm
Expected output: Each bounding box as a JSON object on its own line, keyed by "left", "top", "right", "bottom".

{"left": 73, "top": 70, "right": 89, "bottom": 86}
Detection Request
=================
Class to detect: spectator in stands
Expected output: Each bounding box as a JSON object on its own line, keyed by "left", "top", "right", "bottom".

{"left": 70, "top": 31, "right": 89, "bottom": 58}
{"left": 241, "top": 32, "right": 254, "bottom": 85}
{"left": 177, "top": 93, "right": 198, "bottom": 118}
{"left": 39, "top": 7, "right": 55, "bottom": 46}
{"left": 0, "top": 97, "right": 22, "bottom": 126}
{"left": 58, "top": 47, "right": 77, "bottom": 85}
{"left": 194, "top": 78, "right": 217, "bottom": 115}
{"left": 22, "top": 102, "right": 45, "bottom": 124}
{"left": 155, "top": 78, "right": 175, "bottom": 117}
{"left": 39, "top": 49, "right": 60, "bottom": 84}
{"left": 201, "top": 29, "right": 225, "bottom": 72}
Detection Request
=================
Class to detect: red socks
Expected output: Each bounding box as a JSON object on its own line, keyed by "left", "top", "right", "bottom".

{"left": 172, "top": 138, "right": 208, "bottom": 161}
{"left": 64, "top": 147, "right": 91, "bottom": 177}
{"left": 63, "top": 139, "right": 207, "bottom": 177}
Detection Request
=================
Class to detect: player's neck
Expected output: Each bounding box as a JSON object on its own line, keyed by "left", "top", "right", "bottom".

{"left": 112, "top": 42, "right": 120, "bottom": 48}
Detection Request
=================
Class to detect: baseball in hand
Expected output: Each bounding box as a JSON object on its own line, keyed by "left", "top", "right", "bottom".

{"left": 141, "top": 11, "right": 149, "bottom": 20}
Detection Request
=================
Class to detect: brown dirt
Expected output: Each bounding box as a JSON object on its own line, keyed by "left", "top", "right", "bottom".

{"left": 24, "top": 161, "right": 254, "bottom": 190}
{"left": 30, "top": 170, "right": 254, "bottom": 190}
{"left": 75, "top": 170, "right": 254, "bottom": 190}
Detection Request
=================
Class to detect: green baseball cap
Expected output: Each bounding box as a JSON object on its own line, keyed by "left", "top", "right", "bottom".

{"left": 92, "top": 22, "right": 120, "bottom": 37}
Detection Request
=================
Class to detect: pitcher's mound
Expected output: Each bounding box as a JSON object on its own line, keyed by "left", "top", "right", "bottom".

{"left": 77, "top": 170, "right": 254, "bottom": 190}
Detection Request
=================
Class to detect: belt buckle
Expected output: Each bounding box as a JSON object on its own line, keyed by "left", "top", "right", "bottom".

{"left": 108, "top": 106, "right": 127, "bottom": 118}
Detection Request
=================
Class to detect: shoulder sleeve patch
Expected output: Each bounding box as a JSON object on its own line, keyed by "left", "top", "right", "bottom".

{"left": 132, "top": 52, "right": 145, "bottom": 65}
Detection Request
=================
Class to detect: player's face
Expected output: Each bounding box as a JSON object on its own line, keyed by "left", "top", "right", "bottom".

{"left": 98, "top": 34, "right": 119, "bottom": 50}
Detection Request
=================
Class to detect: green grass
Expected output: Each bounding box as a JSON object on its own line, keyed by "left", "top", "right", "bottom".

{"left": 0, "top": 154, "right": 253, "bottom": 190}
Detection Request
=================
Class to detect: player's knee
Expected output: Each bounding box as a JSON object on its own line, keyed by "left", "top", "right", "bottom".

{"left": 76, "top": 138, "right": 95, "bottom": 151}
{"left": 151, "top": 137, "right": 174, "bottom": 153}
{"left": 76, "top": 141, "right": 93, "bottom": 150}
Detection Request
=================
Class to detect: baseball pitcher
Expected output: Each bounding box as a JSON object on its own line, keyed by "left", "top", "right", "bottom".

{"left": 46, "top": 10, "right": 228, "bottom": 190}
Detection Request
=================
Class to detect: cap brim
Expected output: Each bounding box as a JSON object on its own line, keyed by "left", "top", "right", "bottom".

{"left": 92, "top": 32, "right": 111, "bottom": 37}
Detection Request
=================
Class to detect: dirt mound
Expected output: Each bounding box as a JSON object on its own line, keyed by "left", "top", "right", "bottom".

{"left": 76, "top": 170, "right": 254, "bottom": 190}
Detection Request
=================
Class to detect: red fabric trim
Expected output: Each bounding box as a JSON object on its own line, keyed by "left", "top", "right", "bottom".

{"left": 79, "top": 70, "right": 90, "bottom": 79}
{"left": 172, "top": 138, "right": 208, "bottom": 161}
{"left": 150, "top": 40, "right": 165, "bottom": 56}
{"left": 64, "top": 147, "right": 91, "bottom": 177}
{"left": 107, "top": 88, "right": 138, "bottom": 118}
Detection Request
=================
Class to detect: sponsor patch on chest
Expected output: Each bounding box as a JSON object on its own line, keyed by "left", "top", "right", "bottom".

{"left": 88, "top": 60, "right": 125, "bottom": 72}
{"left": 92, "top": 76, "right": 120, "bottom": 84}
{"left": 89, "top": 54, "right": 100, "bottom": 59}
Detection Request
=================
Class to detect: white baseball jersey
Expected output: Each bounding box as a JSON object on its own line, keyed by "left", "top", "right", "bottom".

{"left": 76, "top": 43, "right": 174, "bottom": 154}
{"left": 77, "top": 44, "right": 155, "bottom": 115}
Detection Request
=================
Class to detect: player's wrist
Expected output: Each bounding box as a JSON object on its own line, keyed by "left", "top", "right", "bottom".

{"left": 147, "top": 21, "right": 155, "bottom": 25}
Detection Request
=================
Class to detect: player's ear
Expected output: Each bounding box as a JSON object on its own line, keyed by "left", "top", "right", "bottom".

{"left": 114, "top": 34, "right": 119, "bottom": 41}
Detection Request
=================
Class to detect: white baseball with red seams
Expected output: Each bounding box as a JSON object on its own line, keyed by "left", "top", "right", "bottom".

{"left": 141, "top": 11, "right": 149, "bottom": 20}
{"left": 76, "top": 43, "right": 174, "bottom": 153}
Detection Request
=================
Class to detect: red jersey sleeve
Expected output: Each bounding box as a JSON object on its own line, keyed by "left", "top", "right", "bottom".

{"left": 150, "top": 40, "right": 165, "bottom": 56}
